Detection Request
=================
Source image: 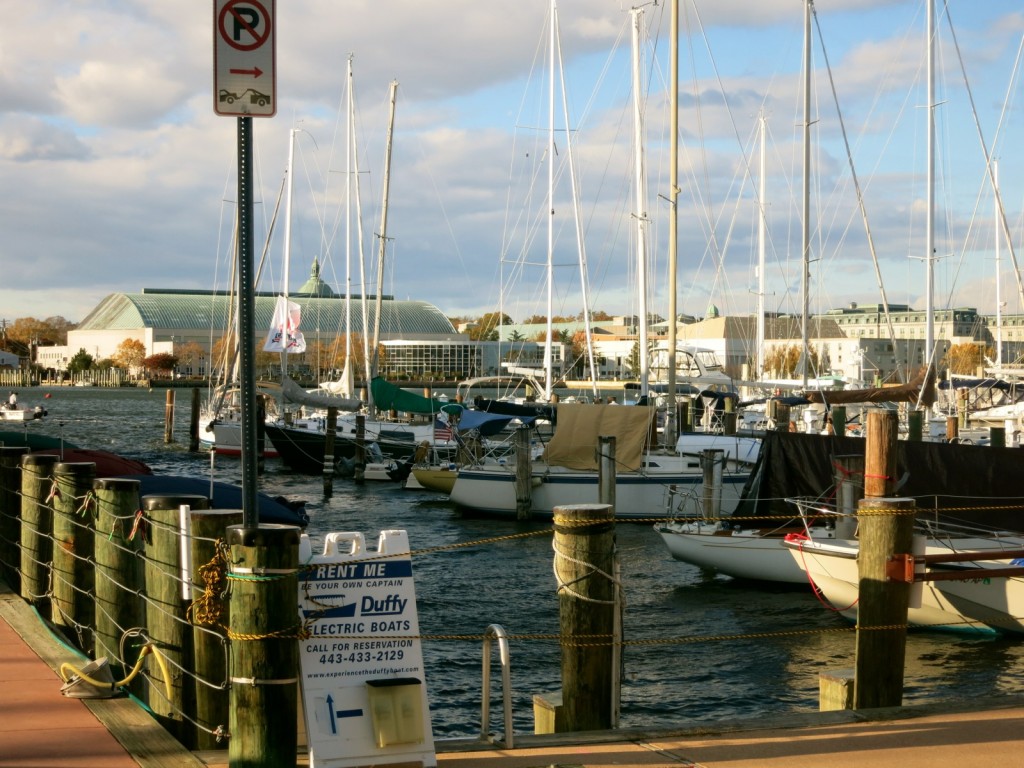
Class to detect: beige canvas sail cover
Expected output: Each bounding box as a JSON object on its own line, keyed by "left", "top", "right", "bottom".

{"left": 542, "top": 403, "right": 654, "bottom": 471}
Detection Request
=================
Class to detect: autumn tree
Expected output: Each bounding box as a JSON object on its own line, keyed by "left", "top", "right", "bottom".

{"left": 209, "top": 336, "right": 237, "bottom": 375}
{"left": 1, "top": 316, "right": 74, "bottom": 355}
{"left": 7, "top": 316, "right": 74, "bottom": 345}
{"left": 763, "top": 344, "right": 824, "bottom": 378}
{"left": 467, "top": 312, "right": 513, "bottom": 342}
{"left": 143, "top": 353, "right": 178, "bottom": 377}
{"left": 175, "top": 341, "right": 206, "bottom": 374}
{"left": 567, "top": 329, "right": 589, "bottom": 377}
{"left": 112, "top": 338, "right": 146, "bottom": 370}
{"left": 945, "top": 343, "right": 984, "bottom": 375}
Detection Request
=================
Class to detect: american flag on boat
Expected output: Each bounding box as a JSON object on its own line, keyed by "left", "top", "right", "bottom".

{"left": 434, "top": 419, "right": 453, "bottom": 442}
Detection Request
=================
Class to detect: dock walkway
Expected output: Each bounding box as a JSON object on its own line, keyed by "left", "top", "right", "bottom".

{"left": 3, "top": 583, "right": 1023, "bottom": 767}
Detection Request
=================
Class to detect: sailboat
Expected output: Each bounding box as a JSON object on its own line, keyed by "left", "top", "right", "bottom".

{"left": 261, "top": 74, "right": 462, "bottom": 477}
{"left": 449, "top": 4, "right": 757, "bottom": 520}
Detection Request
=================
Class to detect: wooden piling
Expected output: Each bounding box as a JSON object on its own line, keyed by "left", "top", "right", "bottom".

{"left": 50, "top": 462, "right": 97, "bottom": 653}
{"left": 906, "top": 409, "right": 924, "bottom": 442}
{"left": 701, "top": 449, "right": 724, "bottom": 520}
{"left": 323, "top": 407, "right": 338, "bottom": 496}
{"left": 552, "top": 504, "right": 617, "bottom": 732}
{"left": 854, "top": 408, "right": 914, "bottom": 710}
{"left": 946, "top": 415, "right": 958, "bottom": 441}
{"left": 832, "top": 454, "right": 864, "bottom": 539}
{"left": 141, "top": 493, "right": 210, "bottom": 745}
{"left": 226, "top": 523, "right": 301, "bottom": 768}
{"left": 189, "top": 509, "right": 243, "bottom": 751}
{"left": 0, "top": 446, "right": 28, "bottom": 590}
{"left": 597, "top": 436, "right": 616, "bottom": 510}
{"left": 677, "top": 400, "right": 689, "bottom": 433}
{"left": 831, "top": 406, "right": 846, "bottom": 435}
{"left": 19, "top": 454, "right": 59, "bottom": 610}
{"left": 92, "top": 477, "right": 143, "bottom": 676}
{"left": 354, "top": 413, "right": 366, "bottom": 484}
{"left": 990, "top": 426, "right": 1006, "bottom": 449}
{"left": 256, "top": 395, "right": 266, "bottom": 475}
{"left": 164, "top": 389, "right": 175, "bottom": 443}
{"left": 514, "top": 426, "right": 533, "bottom": 520}
{"left": 189, "top": 387, "right": 201, "bottom": 452}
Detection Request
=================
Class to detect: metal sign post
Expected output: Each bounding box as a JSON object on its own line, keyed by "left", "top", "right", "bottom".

{"left": 214, "top": 0, "right": 276, "bottom": 529}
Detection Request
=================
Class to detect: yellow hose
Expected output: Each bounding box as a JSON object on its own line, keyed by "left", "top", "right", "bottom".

{"left": 60, "top": 643, "right": 172, "bottom": 701}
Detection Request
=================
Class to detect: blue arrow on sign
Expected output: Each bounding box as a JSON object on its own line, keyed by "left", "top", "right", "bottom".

{"left": 325, "top": 694, "right": 363, "bottom": 734}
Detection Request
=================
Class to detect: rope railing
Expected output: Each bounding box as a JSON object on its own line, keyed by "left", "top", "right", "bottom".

{"left": 3, "top": 471, "right": 1024, "bottom": 752}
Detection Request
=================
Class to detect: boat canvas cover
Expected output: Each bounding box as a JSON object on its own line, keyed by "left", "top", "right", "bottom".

{"left": 734, "top": 431, "right": 1024, "bottom": 531}
{"left": 282, "top": 376, "right": 361, "bottom": 411}
{"left": 543, "top": 403, "right": 654, "bottom": 471}
{"left": 804, "top": 368, "right": 936, "bottom": 407}
{"left": 371, "top": 377, "right": 462, "bottom": 416}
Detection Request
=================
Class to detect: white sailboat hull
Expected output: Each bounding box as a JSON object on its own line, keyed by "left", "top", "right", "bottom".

{"left": 656, "top": 522, "right": 834, "bottom": 583}
{"left": 787, "top": 537, "right": 1024, "bottom": 634}
{"left": 450, "top": 457, "right": 748, "bottom": 520}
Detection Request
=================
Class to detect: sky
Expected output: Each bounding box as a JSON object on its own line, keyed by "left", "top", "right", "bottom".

{"left": 3, "top": 0, "right": 1024, "bottom": 330}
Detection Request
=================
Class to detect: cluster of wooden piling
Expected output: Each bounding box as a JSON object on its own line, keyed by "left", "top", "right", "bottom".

{"left": 0, "top": 447, "right": 301, "bottom": 767}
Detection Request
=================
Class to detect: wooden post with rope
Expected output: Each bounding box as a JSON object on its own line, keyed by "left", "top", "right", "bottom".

{"left": 226, "top": 523, "right": 301, "bottom": 768}
{"left": 0, "top": 445, "right": 28, "bottom": 590}
{"left": 19, "top": 453, "right": 59, "bottom": 613}
{"left": 141, "top": 493, "right": 210, "bottom": 745}
{"left": 51, "top": 462, "right": 97, "bottom": 653}
{"left": 552, "top": 503, "right": 617, "bottom": 732}
{"left": 92, "top": 478, "right": 144, "bottom": 680}
{"left": 854, "top": 408, "right": 914, "bottom": 710}
{"left": 189, "top": 509, "right": 243, "bottom": 751}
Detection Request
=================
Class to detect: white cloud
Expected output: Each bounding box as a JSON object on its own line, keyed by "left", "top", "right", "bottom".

{"left": 0, "top": 0, "right": 1021, "bottom": 330}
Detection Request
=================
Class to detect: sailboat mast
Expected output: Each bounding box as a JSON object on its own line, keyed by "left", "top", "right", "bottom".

{"left": 545, "top": 0, "right": 557, "bottom": 400}
{"left": 631, "top": 7, "right": 649, "bottom": 398}
{"left": 757, "top": 112, "right": 767, "bottom": 379}
{"left": 344, "top": 57, "right": 353, "bottom": 391}
{"left": 279, "top": 126, "right": 297, "bottom": 387}
{"left": 995, "top": 161, "right": 1002, "bottom": 366}
{"left": 925, "top": 0, "right": 936, "bottom": 370}
{"left": 665, "top": 0, "right": 679, "bottom": 444}
{"left": 800, "top": 0, "right": 811, "bottom": 388}
{"left": 370, "top": 80, "right": 398, "bottom": 395}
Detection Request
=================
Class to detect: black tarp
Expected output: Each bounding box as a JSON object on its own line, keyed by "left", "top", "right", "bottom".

{"left": 732, "top": 431, "right": 1024, "bottom": 531}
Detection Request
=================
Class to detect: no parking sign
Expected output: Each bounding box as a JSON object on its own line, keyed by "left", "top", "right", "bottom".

{"left": 213, "top": 0, "right": 276, "bottom": 117}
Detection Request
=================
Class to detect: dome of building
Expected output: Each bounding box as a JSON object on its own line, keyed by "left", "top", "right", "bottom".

{"left": 295, "top": 258, "right": 336, "bottom": 298}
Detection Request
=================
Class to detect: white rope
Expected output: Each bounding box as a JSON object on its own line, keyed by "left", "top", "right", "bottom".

{"left": 551, "top": 538, "right": 619, "bottom": 605}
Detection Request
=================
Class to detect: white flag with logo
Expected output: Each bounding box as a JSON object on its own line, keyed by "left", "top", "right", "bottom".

{"left": 263, "top": 296, "right": 306, "bottom": 353}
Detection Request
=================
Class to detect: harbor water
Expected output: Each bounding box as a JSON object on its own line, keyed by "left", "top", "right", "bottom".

{"left": 6, "top": 386, "right": 1024, "bottom": 738}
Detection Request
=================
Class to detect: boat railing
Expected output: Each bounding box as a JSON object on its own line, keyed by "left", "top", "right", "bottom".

{"left": 480, "top": 623, "right": 514, "bottom": 748}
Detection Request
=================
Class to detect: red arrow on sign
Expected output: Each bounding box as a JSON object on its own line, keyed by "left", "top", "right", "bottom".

{"left": 229, "top": 66, "right": 264, "bottom": 77}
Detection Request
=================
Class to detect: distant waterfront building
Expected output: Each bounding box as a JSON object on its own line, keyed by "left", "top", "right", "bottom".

{"left": 48, "top": 286, "right": 476, "bottom": 380}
